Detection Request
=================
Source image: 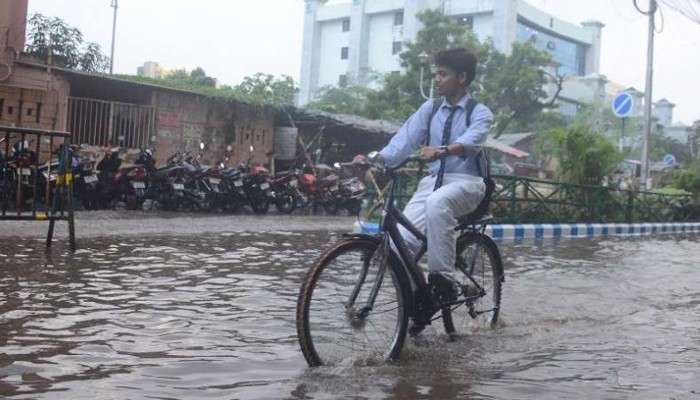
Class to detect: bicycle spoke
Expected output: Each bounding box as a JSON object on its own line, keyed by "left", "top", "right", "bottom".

{"left": 299, "top": 239, "right": 408, "bottom": 366}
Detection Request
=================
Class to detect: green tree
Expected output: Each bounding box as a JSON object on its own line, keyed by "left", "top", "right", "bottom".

{"left": 162, "top": 67, "right": 217, "bottom": 88}
{"left": 690, "top": 120, "right": 700, "bottom": 160}
{"left": 536, "top": 124, "right": 623, "bottom": 186}
{"left": 307, "top": 83, "right": 372, "bottom": 115}
{"left": 670, "top": 161, "right": 700, "bottom": 194}
{"left": 189, "top": 67, "right": 217, "bottom": 87}
{"left": 234, "top": 73, "right": 298, "bottom": 105}
{"left": 650, "top": 129, "right": 691, "bottom": 164}
{"left": 25, "top": 13, "right": 110, "bottom": 73}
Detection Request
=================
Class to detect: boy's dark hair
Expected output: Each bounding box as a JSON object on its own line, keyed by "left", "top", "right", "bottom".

{"left": 434, "top": 48, "right": 478, "bottom": 86}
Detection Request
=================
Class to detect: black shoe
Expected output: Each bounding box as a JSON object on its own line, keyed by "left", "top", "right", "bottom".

{"left": 408, "top": 319, "right": 427, "bottom": 337}
{"left": 429, "top": 272, "right": 459, "bottom": 304}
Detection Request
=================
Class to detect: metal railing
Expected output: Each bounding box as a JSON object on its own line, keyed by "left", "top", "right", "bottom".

{"left": 363, "top": 172, "right": 696, "bottom": 224}
{"left": 0, "top": 125, "right": 76, "bottom": 250}
{"left": 67, "top": 97, "right": 155, "bottom": 149}
{"left": 491, "top": 175, "right": 694, "bottom": 224}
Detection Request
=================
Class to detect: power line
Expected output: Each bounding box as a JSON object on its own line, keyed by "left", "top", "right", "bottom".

{"left": 659, "top": 0, "right": 700, "bottom": 24}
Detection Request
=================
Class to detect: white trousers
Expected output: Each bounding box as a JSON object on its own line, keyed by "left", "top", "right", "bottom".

{"left": 396, "top": 173, "right": 485, "bottom": 273}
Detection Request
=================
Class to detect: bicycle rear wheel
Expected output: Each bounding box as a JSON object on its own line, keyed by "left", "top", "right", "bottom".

{"left": 442, "top": 231, "right": 503, "bottom": 335}
{"left": 296, "top": 237, "right": 410, "bottom": 367}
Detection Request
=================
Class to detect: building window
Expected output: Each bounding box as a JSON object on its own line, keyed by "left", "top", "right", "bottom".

{"left": 338, "top": 74, "right": 348, "bottom": 87}
{"left": 392, "top": 41, "right": 402, "bottom": 55}
{"left": 342, "top": 18, "right": 350, "bottom": 32}
{"left": 394, "top": 11, "right": 404, "bottom": 26}
{"left": 457, "top": 16, "right": 473, "bottom": 29}
{"left": 558, "top": 100, "right": 579, "bottom": 117}
{"left": 341, "top": 47, "right": 349, "bottom": 60}
{"left": 516, "top": 20, "right": 587, "bottom": 76}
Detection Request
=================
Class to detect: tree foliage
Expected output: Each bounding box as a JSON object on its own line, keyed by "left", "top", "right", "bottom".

{"left": 536, "top": 124, "right": 623, "bottom": 186}
{"left": 119, "top": 70, "right": 297, "bottom": 106}
{"left": 308, "top": 9, "right": 559, "bottom": 136}
{"left": 233, "top": 73, "right": 298, "bottom": 105}
{"left": 163, "top": 67, "right": 217, "bottom": 88}
{"left": 307, "top": 83, "right": 372, "bottom": 116}
{"left": 25, "top": 13, "right": 110, "bottom": 73}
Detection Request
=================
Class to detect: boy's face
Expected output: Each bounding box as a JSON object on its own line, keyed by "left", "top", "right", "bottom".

{"left": 434, "top": 65, "right": 467, "bottom": 97}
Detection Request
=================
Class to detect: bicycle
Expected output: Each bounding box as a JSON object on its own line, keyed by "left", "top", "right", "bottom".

{"left": 296, "top": 153, "right": 505, "bottom": 367}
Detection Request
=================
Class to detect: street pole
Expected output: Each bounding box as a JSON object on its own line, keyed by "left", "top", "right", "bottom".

{"left": 641, "top": 0, "right": 657, "bottom": 190}
{"left": 620, "top": 117, "right": 626, "bottom": 153}
{"left": 109, "top": 0, "right": 119, "bottom": 75}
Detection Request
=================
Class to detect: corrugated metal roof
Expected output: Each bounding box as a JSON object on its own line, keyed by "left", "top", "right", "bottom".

{"left": 495, "top": 132, "right": 535, "bottom": 147}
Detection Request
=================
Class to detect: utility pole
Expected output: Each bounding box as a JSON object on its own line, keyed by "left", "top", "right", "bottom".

{"left": 109, "top": 0, "right": 119, "bottom": 75}
{"left": 641, "top": 0, "right": 657, "bottom": 191}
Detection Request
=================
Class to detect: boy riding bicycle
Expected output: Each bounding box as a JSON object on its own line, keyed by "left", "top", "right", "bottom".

{"left": 368, "top": 48, "right": 493, "bottom": 331}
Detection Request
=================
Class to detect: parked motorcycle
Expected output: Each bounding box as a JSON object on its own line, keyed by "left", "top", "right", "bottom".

{"left": 333, "top": 161, "right": 367, "bottom": 215}
{"left": 268, "top": 170, "right": 299, "bottom": 214}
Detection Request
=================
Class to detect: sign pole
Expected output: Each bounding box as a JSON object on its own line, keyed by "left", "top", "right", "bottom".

{"left": 620, "top": 117, "right": 626, "bottom": 153}
{"left": 641, "top": 0, "right": 657, "bottom": 191}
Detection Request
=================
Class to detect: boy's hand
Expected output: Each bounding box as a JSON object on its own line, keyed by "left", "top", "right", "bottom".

{"left": 420, "top": 146, "right": 447, "bottom": 162}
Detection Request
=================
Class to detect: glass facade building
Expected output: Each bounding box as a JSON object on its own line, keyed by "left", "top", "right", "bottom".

{"left": 516, "top": 19, "right": 587, "bottom": 77}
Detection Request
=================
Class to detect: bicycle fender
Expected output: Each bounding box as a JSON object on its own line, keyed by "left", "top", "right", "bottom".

{"left": 341, "top": 233, "right": 382, "bottom": 243}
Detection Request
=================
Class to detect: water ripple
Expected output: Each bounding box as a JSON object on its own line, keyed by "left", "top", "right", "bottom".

{"left": 1, "top": 233, "right": 699, "bottom": 399}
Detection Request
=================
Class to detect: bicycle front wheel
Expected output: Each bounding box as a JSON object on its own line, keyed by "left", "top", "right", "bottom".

{"left": 296, "top": 238, "right": 410, "bottom": 367}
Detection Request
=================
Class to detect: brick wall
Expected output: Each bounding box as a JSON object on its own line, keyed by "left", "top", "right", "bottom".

{"left": 152, "top": 91, "right": 276, "bottom": 168}
{"left": 0, "top": 63, "right": 70, "bottom": 162}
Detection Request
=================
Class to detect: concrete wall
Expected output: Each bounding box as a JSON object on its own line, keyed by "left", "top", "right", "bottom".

{"left": 367, "top": 12, "right": 402, "bottom": 76}
{"left": 317, "top": 19, "right": 349, "bottom": 89}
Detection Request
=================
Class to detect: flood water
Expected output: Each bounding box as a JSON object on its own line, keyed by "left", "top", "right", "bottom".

{"left": 1, "top": 230, "right": 699, "bottom": 399}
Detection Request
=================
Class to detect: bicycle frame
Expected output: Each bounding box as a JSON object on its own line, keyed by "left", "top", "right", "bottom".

{"left": 356, "top": 159, "right": 494, "bottom": 321}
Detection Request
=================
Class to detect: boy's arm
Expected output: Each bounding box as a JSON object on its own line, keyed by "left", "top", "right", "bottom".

{"left": 379, "top": 100, "right": 434, "bottom": 167}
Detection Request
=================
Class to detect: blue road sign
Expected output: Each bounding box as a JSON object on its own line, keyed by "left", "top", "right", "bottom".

{"left": 612, "top": 92, "right": 634, "bottom": 118}
{"left": 663, "top": 154, "right": 676, "bottom": 166}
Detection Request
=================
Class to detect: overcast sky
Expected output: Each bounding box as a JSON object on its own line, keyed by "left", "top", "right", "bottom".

{"left": 27, "top": 0, "right": 700, "bottom": 124}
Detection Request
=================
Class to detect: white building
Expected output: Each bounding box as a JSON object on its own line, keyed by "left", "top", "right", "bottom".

{"left": 298, "top": 0, "right": 604, "bottom": 106}
{"left": 136, "top": 61, "right": 173, "bottom": 79}
{"left": 652, "top": 98, "right": 691, "bottom": 143}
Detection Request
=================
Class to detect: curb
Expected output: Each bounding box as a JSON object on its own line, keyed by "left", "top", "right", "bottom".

{"left": 354, "top": 221, "right": 700, "bottom": 240}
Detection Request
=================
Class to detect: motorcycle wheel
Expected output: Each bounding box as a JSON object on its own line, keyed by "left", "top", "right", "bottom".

{"left": 296, "top": 192, "right": 311, "bottom": 209}
{"left": 161, "top": 193, "right": 180, "bottom": 211}
{"left": 345, "top": 199, "right": 362, "bottom": 216}
{"left": 81, "top": 192, "right": 96, "bottom": 210}
{"left": 224, "top": 195, "right": 244, "bottom": 213}
{"left": 250, "top": 191, "right": 270, "bottom": 214}
{"left": 275, "top": 192, "right": 297, "bottom": 214}
{"left": 323, "top": 200, "right": 340, "bottom": 215}
{"left": 125, "top": 194, "right": 143, "bottom": 211}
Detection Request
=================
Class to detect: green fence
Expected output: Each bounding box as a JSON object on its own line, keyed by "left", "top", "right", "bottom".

{"left": 364, "top": 172, "right": 697, "bottom": 224}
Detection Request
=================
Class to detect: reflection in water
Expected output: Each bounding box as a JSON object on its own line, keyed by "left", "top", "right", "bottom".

{"left": 1, "top": 233, "right": 699, "bottom": 399}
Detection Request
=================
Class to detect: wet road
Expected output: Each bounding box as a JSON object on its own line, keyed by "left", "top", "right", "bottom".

{"left": 1, "top": 223, "right": 699, "bottom": 399}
